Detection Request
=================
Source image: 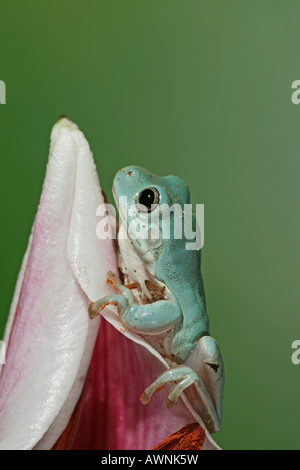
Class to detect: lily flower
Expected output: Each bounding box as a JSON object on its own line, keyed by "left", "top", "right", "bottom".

{"left": 0, "top": 118, "right": 220, "bottom": 450}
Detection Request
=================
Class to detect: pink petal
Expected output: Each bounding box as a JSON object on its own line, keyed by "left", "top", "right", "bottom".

{"left": 0, "top": 118, "right": 116, "bottom": 450}
{"left": 66, "top": 283, "right": 221, "bottom": 449}
{"left": 64, "top": 320, "right": 193, "bottom": 450}
{"left": 62, "top": 319, "right": 220, "bottom": 450}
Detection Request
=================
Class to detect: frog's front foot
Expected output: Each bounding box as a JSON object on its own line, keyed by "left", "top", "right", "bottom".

{"left": 88, "top": 272, "right": 135, "bottom": 320}
{"left": 88, "top": 291, "right": 133, "bottom": 320}
{"left": 141, "top": 366, "right": 204, "bottom": 409}
{"left": 88, "top": 294, "right": 125, "bottom": 319}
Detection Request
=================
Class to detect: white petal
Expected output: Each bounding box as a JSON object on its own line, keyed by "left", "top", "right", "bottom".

{"left": 0, "top": 118, "right": 116, "bottom": 450}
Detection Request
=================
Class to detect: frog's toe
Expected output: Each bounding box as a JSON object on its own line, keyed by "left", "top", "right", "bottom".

{"left": 140, "top": 367, "right": 196, "bottom": 407}
{"left": 88, "top": 294, "right": 127, "bottom": 319}
{"left": 140, "top": 380, "right": 167, "bottom": 405}
{"left": 88, "top": 299, "right": 112, "bottom": 319}
{"left": 140, "top": 383, "right": 163, "bottom": 405}
{"left": 166, "top": 375, "right": 196, "bottom": 408}
{"left": 140, "top": 390, "right": 151, "bottom": 405}
{"left": 106, "top": 271, "right": 121, "bottom": 292}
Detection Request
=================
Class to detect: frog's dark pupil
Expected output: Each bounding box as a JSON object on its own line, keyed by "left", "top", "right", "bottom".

{"left": 139, "top": 189, "right": 155, "bottom": 209}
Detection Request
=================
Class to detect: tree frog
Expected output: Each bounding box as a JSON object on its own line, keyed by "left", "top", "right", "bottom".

{"left": 89, "top": 166, "right": 224, "bottom": 433}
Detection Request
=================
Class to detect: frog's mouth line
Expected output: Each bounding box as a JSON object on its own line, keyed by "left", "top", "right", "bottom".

{"left": 112, "top": 185, "right": 145, "bottom": 253}
{"left": 111, "top": 185, "right": 145, "bottom": 291}
{"left": 112, "top": 185, "right": 127, "bottom": 227}
{"left": 101, "top": 187, "right": 123, "bottom": 282}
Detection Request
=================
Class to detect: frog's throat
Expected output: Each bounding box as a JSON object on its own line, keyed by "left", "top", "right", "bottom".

{"left": 117, "top": 230, "right": 167, "bottom": 303}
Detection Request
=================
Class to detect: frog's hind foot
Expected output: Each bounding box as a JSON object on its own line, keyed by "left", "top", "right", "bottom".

{"left": 140, "top": 366, "right": 200, "bottom": 408}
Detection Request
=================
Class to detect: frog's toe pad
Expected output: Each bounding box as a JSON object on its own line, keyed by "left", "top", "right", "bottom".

{"left": 165, "top": 397, "right": 177, "bottom": 409}
{"left": 140, "top": 391, "right": 150, "bottom": 405}
{"left": 141, "top": 367, "right": 197, "bottom": 407}
{"left": 166, "top": 375, "right": 197, "bottom": 408}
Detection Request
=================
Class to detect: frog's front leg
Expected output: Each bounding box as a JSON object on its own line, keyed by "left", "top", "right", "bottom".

{"left": 89, "top": 272, "right": 182, "bottom": 334}
{"left": 141, "top": 336, "right": 224, "bottom": 433}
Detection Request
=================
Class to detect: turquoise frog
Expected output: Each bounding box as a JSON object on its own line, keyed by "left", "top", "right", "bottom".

{"left": 89, "top": 166, "right": 224, "bottom": 433}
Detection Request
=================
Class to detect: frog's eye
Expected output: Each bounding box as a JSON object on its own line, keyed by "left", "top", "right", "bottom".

{"left": 136, "top": 187, "right": 160, "bottom": 213}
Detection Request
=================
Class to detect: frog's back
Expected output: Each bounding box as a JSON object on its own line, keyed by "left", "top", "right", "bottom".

{"left": 156, "top": 238, "right": 210, "bottom": 361}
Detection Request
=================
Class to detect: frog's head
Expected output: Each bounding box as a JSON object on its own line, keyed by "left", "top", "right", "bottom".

{"left": 113, "top": 166, "right": 190, "bottom": 266}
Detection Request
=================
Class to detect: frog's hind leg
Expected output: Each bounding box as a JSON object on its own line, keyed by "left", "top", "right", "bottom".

{"left": 140, "top": 336, "right": 224, "bottom": 433}
{"left": 184, "top": 335, "right": 224, "bottom": 431}
{"left": 140, "top": 365, "right": 220, "bottom": 430}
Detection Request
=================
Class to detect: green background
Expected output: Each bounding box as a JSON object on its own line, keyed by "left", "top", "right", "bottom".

{"left": 1, "top": 0, "right": 299, "bottom": 450}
